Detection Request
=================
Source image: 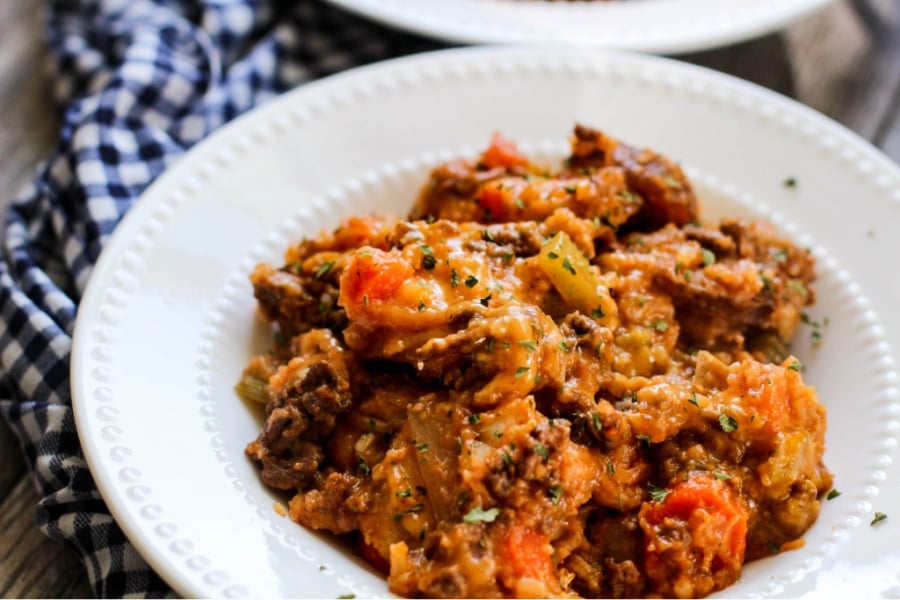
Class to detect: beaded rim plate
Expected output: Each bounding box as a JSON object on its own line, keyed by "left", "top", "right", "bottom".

{"left": 71, "top": 46, "right": 900, "bottom": 598}
{"left": 321, "top": 0, "right": 835, "bottom": 54}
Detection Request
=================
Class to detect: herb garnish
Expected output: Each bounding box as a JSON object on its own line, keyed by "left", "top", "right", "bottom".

{"left": 463, "top": 506, "right": 500, "bottom": 523}
{"left": 648, "top": 484, "right": 671, "bottom": 503}
{"left": 548, "top": 485, "right": 564, "bottom": 504}
{"left": 315, "top": 260, "right": 335, "bottom": 279}
{"left": 719, "top": 413, "right": 738, "bottom": 433}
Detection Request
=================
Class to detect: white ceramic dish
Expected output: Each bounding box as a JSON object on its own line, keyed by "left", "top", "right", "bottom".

{"left": 321, "top": 0, "right": 836, "bottom": 54}
{"left": 71, "top": 47, "right": 900, "bottom": 598}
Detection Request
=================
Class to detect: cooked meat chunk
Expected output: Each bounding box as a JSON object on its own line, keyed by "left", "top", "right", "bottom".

{"left": 564, "top": 124, "right": 699, "bottom": 228}
{"left": 245, "top": 329, "right": 357, "bottom": 490}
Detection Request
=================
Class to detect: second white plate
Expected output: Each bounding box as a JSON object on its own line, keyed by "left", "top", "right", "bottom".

{"left": 322, "top": 0, "right": 836, "bottom": 54}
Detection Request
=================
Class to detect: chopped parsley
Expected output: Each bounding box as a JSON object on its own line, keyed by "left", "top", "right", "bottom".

{"left": 872, "top": 512, "right": 888, "bottom": 525}
{"left": 826, "top": 489, "right": 841, "bottom": 501}
{"left": 787, "top": 360, "right": 803, "bottom": 372}
{"left": 562, "top": 257, "right": 577, "bottom": 275}
{"left": 421, "top": 253, "right": 437, "bottom": 271}
{"left": 465, "top": 275, "right": 479, "bottom": 288}
{"left": 548, "top": 485, "right": 564, "bottom": 504}
{"left": 648, "top": 484, "right": 671, "bottom": 503}
{"left": 314, "top": 260, "right": 335, "bottom": 279}
{"left": 480, "top": 294, "right": 492, "bottom": 307}
{"left": 514, "top": 366, "right": 529, "bottom": 379}
{"left": 664, "top": 176, "right": 683, "bottom": 189}
{"left": 592, "top": 307, "right": 605, "bottom": 319}
{"left": 617, "top": 189, "right": 637, "bottom": 202}
{"left": 653, "top": 320, "right": 669, "bottom": 332}
{"left": 801, "top": 312, "right": 821, "bottom": 328}
{"left": 766, "top": 541, "right": 781, "bottom": 554}
{"left": 535, "top": 443, "right": 550, "bottom": 460}
{"left": 463, "top": 506, "right": 500, "bottom": 523}
{"left": 606, "top": 463, "right": 616, "bottom": 475}
{"left": 787, "top": 279, "right": 808, "bottom": 297}
{"left": 784, "top": 177, "right": 797, "bottom": 188}
{"left": 396, "top": 489, "right": 412, "bottom": 498}
{"left": 713, "top": 471, "right": 731, "bottom": 481}
{"left": 688, "top": 393, "right": 700, "bottom": 408}
{"left": 719, "top": 413, "right": 738, "bottom": 433}
{"left": 701, "top": 248, "right": 716, "bottom": 266}
{"left": 518, "top": 340, "right": 537, "bottom": 353}
{"left": 450, "top": 268, "right": 459, "bottom": 287}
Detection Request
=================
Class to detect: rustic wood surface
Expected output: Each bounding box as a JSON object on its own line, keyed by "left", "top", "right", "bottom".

{"left": 1, "top": 0, "right": 898, "bottom": 596}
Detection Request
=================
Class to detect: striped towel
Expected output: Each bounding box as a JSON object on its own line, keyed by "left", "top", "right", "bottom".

{"left": 0, "top": 1, "right": 439, "bottom": 596}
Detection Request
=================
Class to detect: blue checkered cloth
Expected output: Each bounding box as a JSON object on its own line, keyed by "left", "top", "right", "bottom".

{"left": 0, "top": 1, "right": 439, "bottom": 596}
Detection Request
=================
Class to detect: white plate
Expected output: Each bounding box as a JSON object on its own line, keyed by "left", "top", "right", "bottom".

{"left": 71, "top": 46, "right": 900, "bottom": 599}
{"left": 321, "top": 0, "right": 835, "bottom": 54}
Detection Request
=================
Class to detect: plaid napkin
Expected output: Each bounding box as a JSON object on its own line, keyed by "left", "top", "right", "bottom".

{"left": 0, "top": 1, "right": 439, "bottom": 596}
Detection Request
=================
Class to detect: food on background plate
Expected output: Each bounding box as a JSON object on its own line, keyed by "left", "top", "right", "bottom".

{"left": 237, "top": 125, "right": 832, "bottom": 598}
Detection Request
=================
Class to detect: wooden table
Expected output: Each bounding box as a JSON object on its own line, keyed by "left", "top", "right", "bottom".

{"left": 1, "top": 0, "right": 898, "bottom": 596}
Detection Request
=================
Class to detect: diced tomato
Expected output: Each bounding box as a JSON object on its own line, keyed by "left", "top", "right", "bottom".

{"left": 339, "top": 247, "right": 414, "bottom": 310}
{"left": 333, "top": 216, "right": 385, "bottom": 250}
{"left": 502, "top": 525, "right": 554, "bottom": 582}
{"left": 476, "top": 182, "right": 509, "bottom": 221}
{"left": 480, "top": 132, "right": 527, "bottom": 170}
{"left": 639, "top": 474, "right": 748, "bottom": 597}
